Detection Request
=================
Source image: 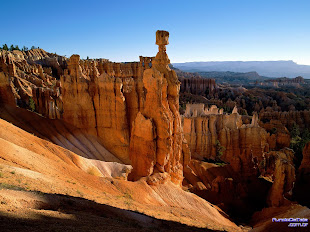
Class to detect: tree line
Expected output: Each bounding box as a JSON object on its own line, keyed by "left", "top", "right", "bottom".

{"left": 0, "top": 44, "right": 39, "bottom": 52}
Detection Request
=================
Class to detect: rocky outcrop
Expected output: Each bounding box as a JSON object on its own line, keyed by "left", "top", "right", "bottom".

{"left": 183, "top": 104, "right": 269, "bottom": 177}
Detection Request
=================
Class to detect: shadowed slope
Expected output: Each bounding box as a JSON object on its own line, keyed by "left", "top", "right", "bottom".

{"left": 0, "top": 104, "right": 122, "bottom": 163}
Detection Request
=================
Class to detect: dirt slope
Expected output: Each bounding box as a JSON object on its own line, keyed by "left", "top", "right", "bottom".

{"left": 0, "top": 110, "right": 242, "bottom": 231}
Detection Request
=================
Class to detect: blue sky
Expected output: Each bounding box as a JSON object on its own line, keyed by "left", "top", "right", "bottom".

{"left": 2, "top": 0, "right": 310, "bottom": 64}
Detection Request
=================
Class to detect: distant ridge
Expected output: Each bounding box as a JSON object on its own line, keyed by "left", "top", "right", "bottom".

{"left": 172, "top": 60, "right": 310, "bottom": 79}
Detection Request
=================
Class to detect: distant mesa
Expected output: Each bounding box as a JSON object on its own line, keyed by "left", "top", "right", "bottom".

{"left": 173, "top": 60, "right": 310, "bottom": 78}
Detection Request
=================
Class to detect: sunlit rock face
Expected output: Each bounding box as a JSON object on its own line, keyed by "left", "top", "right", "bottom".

{"left": 61, "top": 31, "right": 184, "bottom": 185}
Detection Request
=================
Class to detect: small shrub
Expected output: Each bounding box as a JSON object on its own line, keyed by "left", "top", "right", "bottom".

{"left": 0, "top": 183, "right": 26, "bottom": 191}
{"left": 29, "top": 97, "right": 35, "bottom": 112}
{"left": 76, "top": 190, "right": 83, "bottom": 196}
{"left": 270, "top": 127, "right": 277, "bottom": 135}
{"left": 123, "top": 192, "right": 132, "bottom": 199}
{"left": 215, "top": 163, "right": 226, "bottom": 166}
{"left": 215, "top": 140, "right": 226, "bottom": 160}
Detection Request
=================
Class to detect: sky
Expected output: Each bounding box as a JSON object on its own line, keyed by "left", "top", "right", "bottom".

{"left": 1, "top": 0, "right": 310, "bottom": 64}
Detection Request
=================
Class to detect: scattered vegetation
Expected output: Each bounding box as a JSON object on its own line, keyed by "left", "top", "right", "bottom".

{"left": 66, "top": 180, "right": 76, "bottom": 185}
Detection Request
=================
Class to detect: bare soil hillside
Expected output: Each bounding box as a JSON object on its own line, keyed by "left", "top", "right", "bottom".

{"left": 0, "top": 106, "right": 242, "bottom": 232}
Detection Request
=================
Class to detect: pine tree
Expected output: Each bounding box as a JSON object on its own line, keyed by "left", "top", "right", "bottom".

{"left": 9, "top": 44, "right": 15, "bottom": 51}
{"left": 2, "top": 44, "right": 9, "bottom": 51}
